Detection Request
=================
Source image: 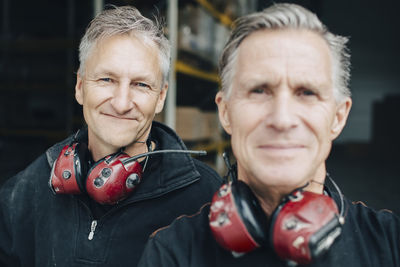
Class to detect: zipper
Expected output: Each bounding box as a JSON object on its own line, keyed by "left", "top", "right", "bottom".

{"left": 88, "top": 220, "right": 97, "bottom": 240}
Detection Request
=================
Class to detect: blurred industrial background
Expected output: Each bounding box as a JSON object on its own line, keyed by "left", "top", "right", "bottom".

{"left": 0, "top": 0, "right": 399, "bottom": 214}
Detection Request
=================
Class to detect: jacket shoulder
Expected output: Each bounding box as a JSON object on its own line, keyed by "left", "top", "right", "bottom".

{"left": 343, "top": 199, "right": 400, "bottom": 263}
{"left": 151, "top": 203, "right": 211, "bottom": 239}
{"left": 0, "top": 153, "right": 51, "bottom": 233}
{"left": 3, "top": 152, "right": 48, "bottom": 184}
{"left": 139, "top": 204, "right": 214, "bottom": 267}
{"left": 138, "top": 203, "right": 222, "bottom": 267}
{"left": 0, "top": 133, "right": 73, "bottom": 201}
{"left": 349, "top": 200, "right": 400, "bottom": 233}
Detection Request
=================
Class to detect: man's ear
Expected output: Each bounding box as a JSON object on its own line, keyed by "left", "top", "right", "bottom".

{"left": 215, "top": 91, "right": 232, "bottom": 135}
{"left": 155, "top": 82, "right": 168, "bottom": 114}
{"left": 331, "top": 97, "right": 352, "bottom": 140}
{"left": 75, "top": 73, "right": 84, "bottom": 106}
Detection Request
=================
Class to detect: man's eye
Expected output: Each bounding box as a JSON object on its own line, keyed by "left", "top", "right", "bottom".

{"left": 251, "top": 88, "right": 264, "bottom": 94}
{"left": 298, "top": 88, "right": 316, "bottom": 97}
{"left": 134, "top": 82, "right": 151, "bottom": 89}
{"left": 99, "top": 78, "right": 112, "bottom": 83}
{"left": 250, "top": 87, "right": 266, "bottom": 94}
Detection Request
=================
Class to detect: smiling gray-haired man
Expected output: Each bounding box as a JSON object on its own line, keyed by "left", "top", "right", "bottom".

{"left": 138, "top": 3, "right": 400, "bottom": 267}
{"left": 0, "top": 5, "right": 221, "bottom": 267}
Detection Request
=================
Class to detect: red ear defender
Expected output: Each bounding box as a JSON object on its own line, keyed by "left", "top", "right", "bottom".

{"left": 49, "top": 142, "right": 89, "bottom": 194}
{"left": 50, "top": 144, "right": 206, "bottom": 205}
{"left": 49, "top": 147, "right": 143, "bottom": 204}
{"left": 209, "top": 154, "right": 344, "bottom": 265}
{"left": 270, "top": 190, "right": 342, "bottom": 265}
{"left": 209, "top": 181, "right": 268, "bottom": 254}
{"left": 85, "top": 153, "right": 143, "bottom": 204}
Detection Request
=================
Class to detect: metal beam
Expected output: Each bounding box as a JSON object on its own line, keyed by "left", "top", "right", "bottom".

{"left": 165, "top": 0, "right": 178, "bottom": 129}
{"left": 93, "top": 0, "right": 104, "bottom": 18}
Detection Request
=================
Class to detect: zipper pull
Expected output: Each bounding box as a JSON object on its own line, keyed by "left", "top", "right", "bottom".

{"left": 88, "top": 220, "right": 97, "bottom": 240}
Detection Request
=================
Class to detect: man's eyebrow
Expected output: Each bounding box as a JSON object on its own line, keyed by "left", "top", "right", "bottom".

{"left": 86, "top": 70, "right": 117, "bottom": 79}
{"left": 291, "top": 77, "right": 329, "bottom": 91}
{"left": 89, "top": 71, "right": 154, "bottom": 81}
{"left": 238, "top": 74, "right": 277, "bottom": 89}
{"left": 132, "top": 73, "right": 156, "bottom": 81}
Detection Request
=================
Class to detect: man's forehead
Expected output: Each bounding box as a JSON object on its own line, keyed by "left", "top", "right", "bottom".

{"left": 234, "top": 28, "right": 332, "bottom": 85}
{"left": 238, "top": 28, "right": 330, "bottom": 58}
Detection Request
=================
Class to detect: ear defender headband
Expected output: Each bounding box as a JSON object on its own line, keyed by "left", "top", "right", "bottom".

{"left": 49, "top": 133, "right": 206, "bottom": 205}
{"left": 209, "top": 153, "right": 345, "bottom": 265}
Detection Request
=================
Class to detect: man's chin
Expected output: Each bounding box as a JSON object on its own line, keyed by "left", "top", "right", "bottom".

{"left": 111, "top": 138, "right": 138, "bottom": 149}
{"left": 253, "top": 166, "right": 307, "bottom": 187}
{"left": 99, "top": 134, "right": 137, "bottom": 150}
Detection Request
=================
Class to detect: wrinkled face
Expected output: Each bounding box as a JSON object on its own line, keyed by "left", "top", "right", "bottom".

{"left": 75, "top": 34, "right": 167, "bottom": 159}
{"left": 216, "top": 29, "right": 351, "bottom": 196}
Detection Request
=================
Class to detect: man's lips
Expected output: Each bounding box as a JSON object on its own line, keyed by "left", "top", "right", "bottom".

{"left": 257, "top": 144, "right": 306, "bottom": 154}
{"left": 258, "top": 144, "right": 305, "bottom": 149}
{"left": 101, "top": 112, "right": 137, "bottom": 120}
{"left": 256, "top": 145, "right": 306, "bottom": 159}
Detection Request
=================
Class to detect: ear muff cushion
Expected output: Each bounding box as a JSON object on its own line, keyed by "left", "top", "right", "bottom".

{"left": 74, "top": 142, "right": 90, "bottom": 192}
{"left": 85, "top": 151, "right": 127, "bottom": 180}
{"left": 268, "top": 190, "right": 341, "bottom": 265}
{"left": 232, "top": 181, "right": 269, "bottom": 246}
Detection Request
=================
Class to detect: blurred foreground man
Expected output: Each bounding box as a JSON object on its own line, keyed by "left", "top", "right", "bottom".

{"left": 0, "top": 5, "right": 221, "bottom": 267}
{"left": 139, "top": 3, "right": 400, "bottom": 267}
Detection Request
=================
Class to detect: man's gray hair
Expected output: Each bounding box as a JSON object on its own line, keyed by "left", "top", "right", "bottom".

{"left": 219, "top": 3, "right": 351, "bottom": 102}
{"left": 78, "top": 5, "right": 171, "bottom": 85}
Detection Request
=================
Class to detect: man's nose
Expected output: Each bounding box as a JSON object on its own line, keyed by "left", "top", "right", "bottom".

{"left": 264, "top": 92, "right": 298, "bottom": 131}
{"left": 110, "top": 82, "right": 134, "bottom": 114}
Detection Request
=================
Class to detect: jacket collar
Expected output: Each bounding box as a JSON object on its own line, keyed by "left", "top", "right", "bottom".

{"left": 45, "top": 127, "right": 88, "bottom": 167}
{"left": 130, "top": 121, "right": 201, "bottom": 200}
{"left": 45, "top": 121, "right": 202, "bottom": 200}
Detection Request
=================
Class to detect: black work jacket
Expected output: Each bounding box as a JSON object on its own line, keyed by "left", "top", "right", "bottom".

{"left": 138, "top": 191, "right": 400, "bottom": 267}
{"left": 0, "top": 121, "right": 222, "bottom": 267}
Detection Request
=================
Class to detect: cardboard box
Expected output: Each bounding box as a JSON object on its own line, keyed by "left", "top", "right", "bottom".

{"left": 176, "top": 107, "right": 207, "bottom": 140}
{"left": 154, "top": 107, "right": 219, "bottom": 141}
